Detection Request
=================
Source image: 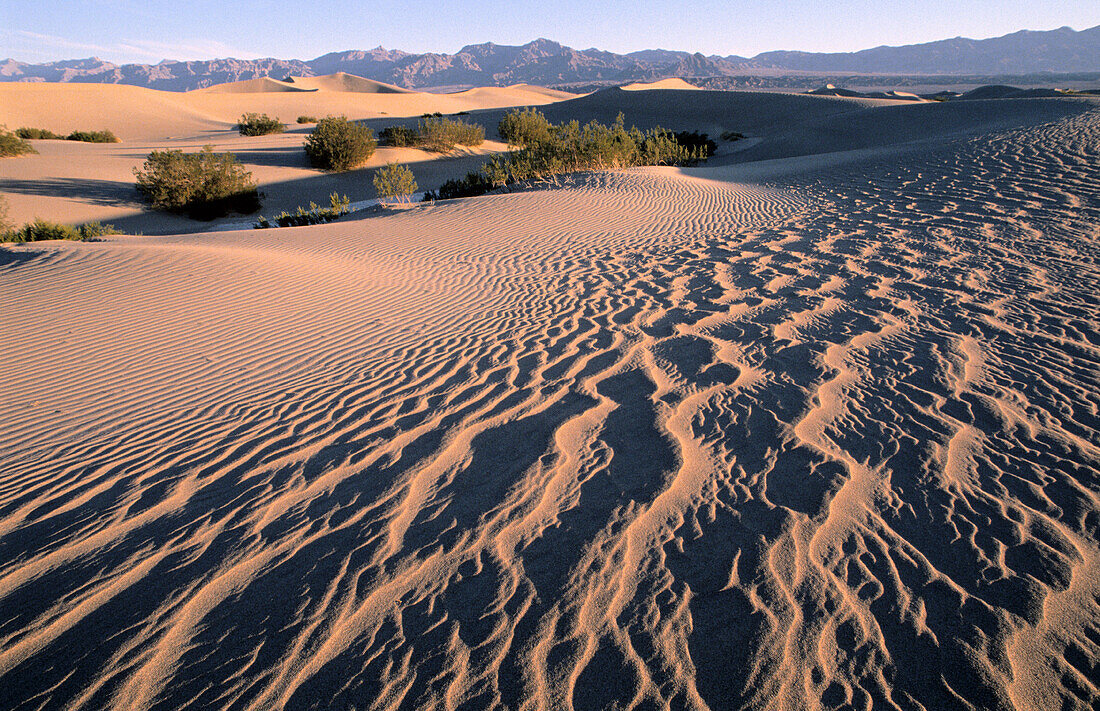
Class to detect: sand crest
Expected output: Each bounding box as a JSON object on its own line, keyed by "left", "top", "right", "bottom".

{"left": 0, "top": 82, "right": 1098, "bottom": 710}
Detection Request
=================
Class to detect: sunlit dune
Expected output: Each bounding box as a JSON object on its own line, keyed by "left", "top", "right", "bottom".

{"left": 1, "top": 73, "right": 1098, "bottom": 710}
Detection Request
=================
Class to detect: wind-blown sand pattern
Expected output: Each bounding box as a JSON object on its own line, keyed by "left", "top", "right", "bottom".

{"left": 1, "top": 92, "right": 1098, "bottom": 710}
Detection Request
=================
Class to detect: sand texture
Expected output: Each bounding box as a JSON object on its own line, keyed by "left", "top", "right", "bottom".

{"left": 0, "top": 85, "right": 1099, "bottom": 710}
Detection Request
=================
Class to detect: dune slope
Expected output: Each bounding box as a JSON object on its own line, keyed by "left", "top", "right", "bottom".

{"left": 0, "top": 99, "right": 1098, "bottom": 711}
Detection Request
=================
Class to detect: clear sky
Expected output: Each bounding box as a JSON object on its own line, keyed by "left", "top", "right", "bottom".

{"left": 2, "top": 0, "right": 1098, "bottom": 64}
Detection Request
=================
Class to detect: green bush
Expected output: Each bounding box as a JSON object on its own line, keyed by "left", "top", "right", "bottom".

{"left": 237, "top": 113, "right": 284, "bottom": 136}
{"left": 0, "top": 127, "right": 36, "bottom": 157}
{"left": 16, "top": 127, "right": 64, "bottom": 140}
{"left": 1, "top": 218, "right": 122, "bottom": 243}
{"left": 0, "top": 195, "right": 10, "bottom": 234}
{"left": 66, "top": 130, "right": 120, "bottom": 143}
{"left": 482, "top": 112, "right": 706, "bottom": 188}
{"left": 380, "top": 118, "right": 484, "bottom": 152}
{"left": 255, "top": 193, "right": 350, "bottom": 228}
{"left": 305, "top": 116, "right": 376, "bottom": 171}
{"left": 498, "top": 107, "right": 553, "bottom": 147}
{"left": 134, "top": 145, "right": 261, "bottom": 220}
{"left": 422, "top": 172, "right": 494, "bottom": 202}
{"left": 378, "top": 125, "right": 417, "bottom": 147}
{"left": 674, "top": 131, "right": 717, "bottom": 157}
{"left": 416, "top": 117, "right": 484, "bottom": 152}
{"left": 374, "top": 162, "right": 418, "bottom": 204}
{"left": 296, "top": 115, "right": 318, "bottom": 124}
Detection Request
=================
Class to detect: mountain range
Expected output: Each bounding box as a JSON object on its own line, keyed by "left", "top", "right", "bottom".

{"left": 2, "top": 25, "right": 1098, "bottom": 91}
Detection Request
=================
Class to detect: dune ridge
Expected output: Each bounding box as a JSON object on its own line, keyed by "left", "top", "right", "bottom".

{"left": 1, "top": 94, "right": 1099, "bottom": 710}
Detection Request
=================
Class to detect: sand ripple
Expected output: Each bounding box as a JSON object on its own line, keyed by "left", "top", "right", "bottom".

{"left": 1, "top": 105, "right": 1098, "bottom": 710}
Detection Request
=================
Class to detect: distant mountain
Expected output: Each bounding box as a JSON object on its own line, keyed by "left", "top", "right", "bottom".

{"left": 752, "top": 26, "right": 1100, "bottom": 74}
{"left": 1, "top": 25, "right": 1097, "bottom": 91}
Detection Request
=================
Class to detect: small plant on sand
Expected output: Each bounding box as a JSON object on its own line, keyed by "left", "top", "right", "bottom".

{"left": 378, "top": 118, "right": 484, "bottom": 152}
{"left": 0, "top": 126, "right": 36, "bottom": 157}
{"left": 296, "top": 115, "right": 318, "bottom": 124}
{"left": 134, "top": 146, "right": 261, "bottom": 220}
{"left": 414, "top": 117, "right": 484, "bottom": 152}
{"left": 497, "top": 107, "right": 553, "bottom": 147}
{"left": 16, "top": 127, "right": 65, "bottom": 140}
{"left": 238, "top": 113, "right": 284, "bottom": 136}
{"left": 482, "top": 112, "right": 705, "bottom": 188}
{"left": 373, "top": 162, "right": 418, "bottom": 205}
{"left": 254, "top": 193, "right": 351, "bottom": 228}
{"left": 720, "top": 130, "right": 746, "bottom": 142}
{"left": 1, "top": 218, "right": 122, "bottom": 243}
{"left": 378, "top": 124, "right": 417, "bottom": 147}
{"left": 66, "top": 129, "right": 120, "bottom": 143}
{"left": 16, "top": 127, "right": 121, "bottom": 143}
{"left": 673, "top": 131, "right": 717, "bottom": 157}
{"left": 305, "top": 116, "right": 376, "bottom": 171}
{"left": 422, "top": 171, "right": 494, "bottom": 202}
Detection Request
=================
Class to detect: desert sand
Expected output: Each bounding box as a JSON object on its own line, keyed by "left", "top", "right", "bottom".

{"left": 0, "top": 79, "right": 1098, "bottom": 711}
{"left": 0, "top": 76, "right": 573, "bottom": 233}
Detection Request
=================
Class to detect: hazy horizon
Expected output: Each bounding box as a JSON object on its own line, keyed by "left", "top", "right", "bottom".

{"left": 2, "top": 0, "right": 1098, "bottom": 65}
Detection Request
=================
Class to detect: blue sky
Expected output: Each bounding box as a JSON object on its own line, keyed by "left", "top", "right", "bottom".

{"left": 2, "top": 1, "right": 1098, "bottom": 64}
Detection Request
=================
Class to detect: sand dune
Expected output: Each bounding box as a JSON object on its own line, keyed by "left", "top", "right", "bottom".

{"left": 620, "top": 78, "right": 701, "bottom": 91}
{"left": 0, "top": 74, "right": 573, "bottom": 142}
{"left": 1, "top": 85, "right": 1099, "bottom": 710}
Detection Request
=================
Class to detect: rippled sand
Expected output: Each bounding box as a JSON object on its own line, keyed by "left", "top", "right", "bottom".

{"left": 1, "top": 96, "right": 1098, "bottom": 710}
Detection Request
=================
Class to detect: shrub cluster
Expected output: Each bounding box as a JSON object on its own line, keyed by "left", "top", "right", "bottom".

{"left": 497, "top": 107, "right": 553, "bottom": 147}
{"left": 14, "top": 127, "right": 120, "bottom": 142}
{"left": 373, "top": 162, "right": 418, "bottom": 204}
{"left": 66, "top": 130, "right": 120, "bottom": 143}
{"left": 305, "top": 116, "right": 376, "bottom": 171}
{"left": 378, "top": 125, "right": 417, "bottom": 147}
{"left": 378, "top": 117, "right": 484, "bottom": 152}
{"left": 254, "top": 193, "right": 350, "bottom": 228}
{"left": 674, "top": 131, "right": 717, "bottom": 157}
{"left": 422, "top": 171, "right": 494, "bottom": 202}
{"left": 416, "top": 117, "right": 484, "bottom": 152}
{"left": 483, "top": 110, "right": 706, "bottom": 187}
{"left": 296, "top": 115, "right": 318, "bottom": 124}
{"left": 2, "top": 218, "right": 121, "bottom": 243}
{"left": 16, "top": 127, "right": 64, "bottom": 140}
{"left": 0, "top": 128, "right": 36, "bottom": 157}
{"left": 134, "top": 145, "right": 261, "bottom": 220}
{"left": 238, "top": 113, "right": 284, "bottom": 136}
{"left": 720, "top": 130, "right": 746, "bottom": 142}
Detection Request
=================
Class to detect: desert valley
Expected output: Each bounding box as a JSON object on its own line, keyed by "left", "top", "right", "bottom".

{"left": 0, "top": 11, "right": 1099, "bottom": 711}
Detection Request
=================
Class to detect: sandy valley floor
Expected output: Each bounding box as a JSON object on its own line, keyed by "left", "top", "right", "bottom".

{"left": 0, "top": 82, "right": 1098, "bottom": 710}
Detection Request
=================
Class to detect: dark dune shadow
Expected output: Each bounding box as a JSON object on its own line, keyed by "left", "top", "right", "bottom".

{"left": 0, "top": 177, "right": 141, "bottom": 208}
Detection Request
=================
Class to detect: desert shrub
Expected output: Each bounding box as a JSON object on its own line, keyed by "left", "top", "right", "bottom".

{"left": 379, "top": 119, "right": 483, "bottom": 152}
{"left": 482, "top": 112, "right": 705, "bottom": 188}
{"left": 16, "top": 127, "right": 64, "bottom": 140}
{"left": 134, "top": 145, "right": 261, "bottom": 220}
{"left": 414, "top": 117, "right": 484, "bottom": 152}
{"left": 255, "top": 192, "right": 350, "bottom": 228}
{"left": 498, "top": 107, "right": 553, "bottom": 147}
{"left": 720, "top": 130, "right": 746, "bottom": 141}
{"left": 0, "top": 195, "right": 10, "bottom": 234}
{"left": 66, "top": 130, "right": 120, "bottom": 143}
{"left": 373, "top": 162, "right": 418, "bottom": 204}
{"left": 305, "top": 116, "right": 376, "bottom": 171}
{"left": 378, "top": 125, "right": 417, "bottom": 147}
{"left": 0, "top": 127, "right": 36, "bottom": 157}
{"left": 296, "top": 115, "right": 318, "bottom": 124}
{"left": 422, "top": 171, "right": 494, "bottom": 202}
{"left": 237, "top": 113, "right": 284, "bottom": 136}
{"left": 454, "top": 111, "right": 470, "bottom": 116}
{"left": 1, "top": 218, "right": 122, "bottom": 243}
{"left": 673, "top": 131, "right": 717, "bottom": 157}
{"left": 420, "top": 112, "right": 443, "bottom": 118}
